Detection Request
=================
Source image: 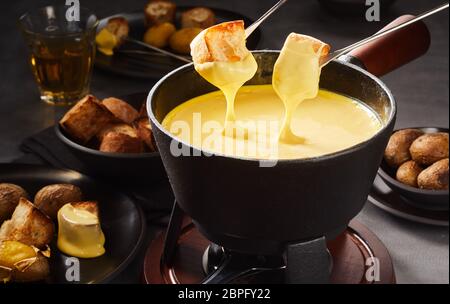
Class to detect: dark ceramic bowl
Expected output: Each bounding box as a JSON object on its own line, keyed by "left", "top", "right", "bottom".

{"left": 378, "top": 127, "right": 449, "bottom": 211}
{"left": 55, "top": 93, "right": 166, "bottom": 183}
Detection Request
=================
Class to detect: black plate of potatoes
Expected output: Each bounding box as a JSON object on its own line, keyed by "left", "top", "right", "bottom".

{"left": 0, "top": 164, "right": 145, "bottom": 284}
{"left": 378, "top": 127, "right": 449, "bottom": 211}
{"left": 94, "top": 5, "right": 261, "bottom": 79}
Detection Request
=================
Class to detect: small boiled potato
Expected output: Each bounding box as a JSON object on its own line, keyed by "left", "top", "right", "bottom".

{"left": 0, "top": 184, "right": 28, "bottom": 223}
{"left": 384, "top": 129, "right": 424, "bottom": 168}
{"left": 417, "top": 158, "right": 449, "bottom": 190}
{"left": 396, "top": 160, "right": 423, "bottom": 188}
{"left": 410, "top": 133, "right": 449, "bottom": 166}
{"left": 169, "top": 28, "right": 203, "bottom": 54}
{"left": 143, "top": 22, "right": 176, "bottom": 48}
{"left": 34, "top": 184, "right": 83, "bottom": 219}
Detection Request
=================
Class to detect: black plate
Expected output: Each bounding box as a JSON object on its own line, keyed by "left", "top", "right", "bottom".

{"left": 95, "top": 7, "right": 262, "bottom": 79}
{"left": 378, "top": 127, "right": 449, "bottom": 211}
{"left": 0, "top": 164, "right": 146, "bottom": 284}
{"left": 369, "top": 175, "right": 449, "bottom": 227}
{"left": 55, "top": 92, "right": 166, "bottom": 183}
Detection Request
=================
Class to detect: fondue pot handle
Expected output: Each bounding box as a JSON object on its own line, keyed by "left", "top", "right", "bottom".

{"left": 347, "top": 15, "right": 431, "bottom": 77}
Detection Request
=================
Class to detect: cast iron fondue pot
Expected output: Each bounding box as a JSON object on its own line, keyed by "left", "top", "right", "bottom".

{"left": 147, "top": 16, "right": 430, "bottom": 255}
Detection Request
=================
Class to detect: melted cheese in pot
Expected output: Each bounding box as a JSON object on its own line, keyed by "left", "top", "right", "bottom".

{"left": 162, "top": 85, "right": 382, "bottom": 160}
{"left": 180, "top": 31, "right": 381, "bottom": 160}
{"left": 57, "top": 204, "right": 105, "bottom": 258}
{"left": 194, "top": 53, "right": 258, "bottom": 132}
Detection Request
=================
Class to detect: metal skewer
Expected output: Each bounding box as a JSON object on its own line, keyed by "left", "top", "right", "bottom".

{"left": 125, "top": 38, "right": 192, "bottom": 63}
{"left": 113, "top": 0, "right": 288, "bottom": 63}
{"left": 319, "top": 2, "right": 449, "bottom": 68}
{"left": 245, "top": 0, "right": 288, "bottom": 38}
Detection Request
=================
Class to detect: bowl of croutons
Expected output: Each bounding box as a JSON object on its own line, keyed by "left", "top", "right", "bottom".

{"left": 378, "top": 127, "right": 449, "bottom": 210}
{"left": 55, "top": 93, "right": 166, "bottom": 182}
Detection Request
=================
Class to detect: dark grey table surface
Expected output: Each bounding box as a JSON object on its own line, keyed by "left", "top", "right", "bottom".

{"left": 0, "top": 0, "right": 448, "bottom": 284}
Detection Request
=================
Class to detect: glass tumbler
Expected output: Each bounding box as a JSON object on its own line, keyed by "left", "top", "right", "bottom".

{"left": 19, "top": 5, "right": 98, "bottom": 105}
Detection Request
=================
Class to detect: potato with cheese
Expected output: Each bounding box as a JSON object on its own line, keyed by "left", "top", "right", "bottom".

{"left": 0, "top": 240, "right": 49, "bottom": 283}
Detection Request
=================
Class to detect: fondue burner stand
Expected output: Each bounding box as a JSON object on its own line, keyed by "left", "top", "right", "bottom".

{"left": 143, "top": 204, "right": 396, "bottom": 284}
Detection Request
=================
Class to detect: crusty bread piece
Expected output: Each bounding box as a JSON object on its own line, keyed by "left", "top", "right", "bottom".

{"left": 285, "top": 33, "right": 330, "bottom": 57}
{"left": 70, "top": 201, "right": 99, "bottom": 218}
{"left": 97, "top": 123, "right": 138, "bottom": 142}
{"left": 102, "top": 97, "right": 140, "bottom": 124}
{"left": 60, "top": 95, "right": 115, "bottom": 144}
{"left": 134, "top": 118, "right": 157, "bottom": 151}
{"left": 99, "top": 132, "right": 144, "bottom": 154}
{"left": 144, "top": 0, "right": 176, "bottom": 26}
{"left": 190, "top": 20, "right": 250, "bottom": 64}
{"left": 105, "top": 17, "right": 129, "bottom": 46}
{"left": 181, "top": 7, "right": 215, "bottom": 29}
{"left": 0, "top": 184, "right": 28, "bottom": 223}
{"left": 0, "top": 198, "right": 54, "bottom": 249}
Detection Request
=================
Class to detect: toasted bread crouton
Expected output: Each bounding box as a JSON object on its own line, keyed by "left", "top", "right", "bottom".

{"left": 0, "top": 198, "right": 54, "bottom": 249}
{"left": 70, "top": 201, "right": 99, "bottom": 218}
{"left": 97, "top": 123, "right": 138, "bottom": 142}
{"left": 99, "top": 132, "right": 144, "bottom": 154}
{"left": 144, "top": 0, "right": 176, "bottom": 26}
{"left": 134, "top": 118, "right": 157, "bottom": 151}
{"left": 102, "top": 97, "right": 139, "bottom": 124}
{"left": 284, "top": 33, "right": 330, "bottom": 57}
{"left": 105, "top": 17, "right": 130, "bottom": 46}
{"left": 0, "top": 184, "right": 28, "bottom": 223}
{"left": 191, "top": 20, "right": 250, "bottom": 64}
{"left": 181, "top": 7, "right": 216, "bottom": 29}
{"left": 60, "top": 95, "right": 115, "bottom": 144}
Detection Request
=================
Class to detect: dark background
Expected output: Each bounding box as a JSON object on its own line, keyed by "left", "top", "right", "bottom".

{"left": 0, "top": 0, "right": 448, "bottom": 283}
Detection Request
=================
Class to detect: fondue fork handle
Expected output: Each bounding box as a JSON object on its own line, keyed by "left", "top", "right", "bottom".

{"left": 245, "top": 0, "right": 288, "bottom": 38}
{"left": 346, "top": 14, "right": 431, "bottom": 77}
{"left": 322, "top": 3, "right": 448, "bottom": 75}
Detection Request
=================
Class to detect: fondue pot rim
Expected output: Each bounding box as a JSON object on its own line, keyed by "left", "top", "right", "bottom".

{"left": 147, "top": 50, "right": 397, "bottom": 163}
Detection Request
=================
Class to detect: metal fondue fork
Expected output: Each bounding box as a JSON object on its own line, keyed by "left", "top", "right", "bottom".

{"left": 245, "top": 0, "right": 288, "bottom": 38}
{"left": 123, "top": 0, "right": 288, "bottom": 63}
{"left": 319, "top": 2, "right": 449, "bottom": 68}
